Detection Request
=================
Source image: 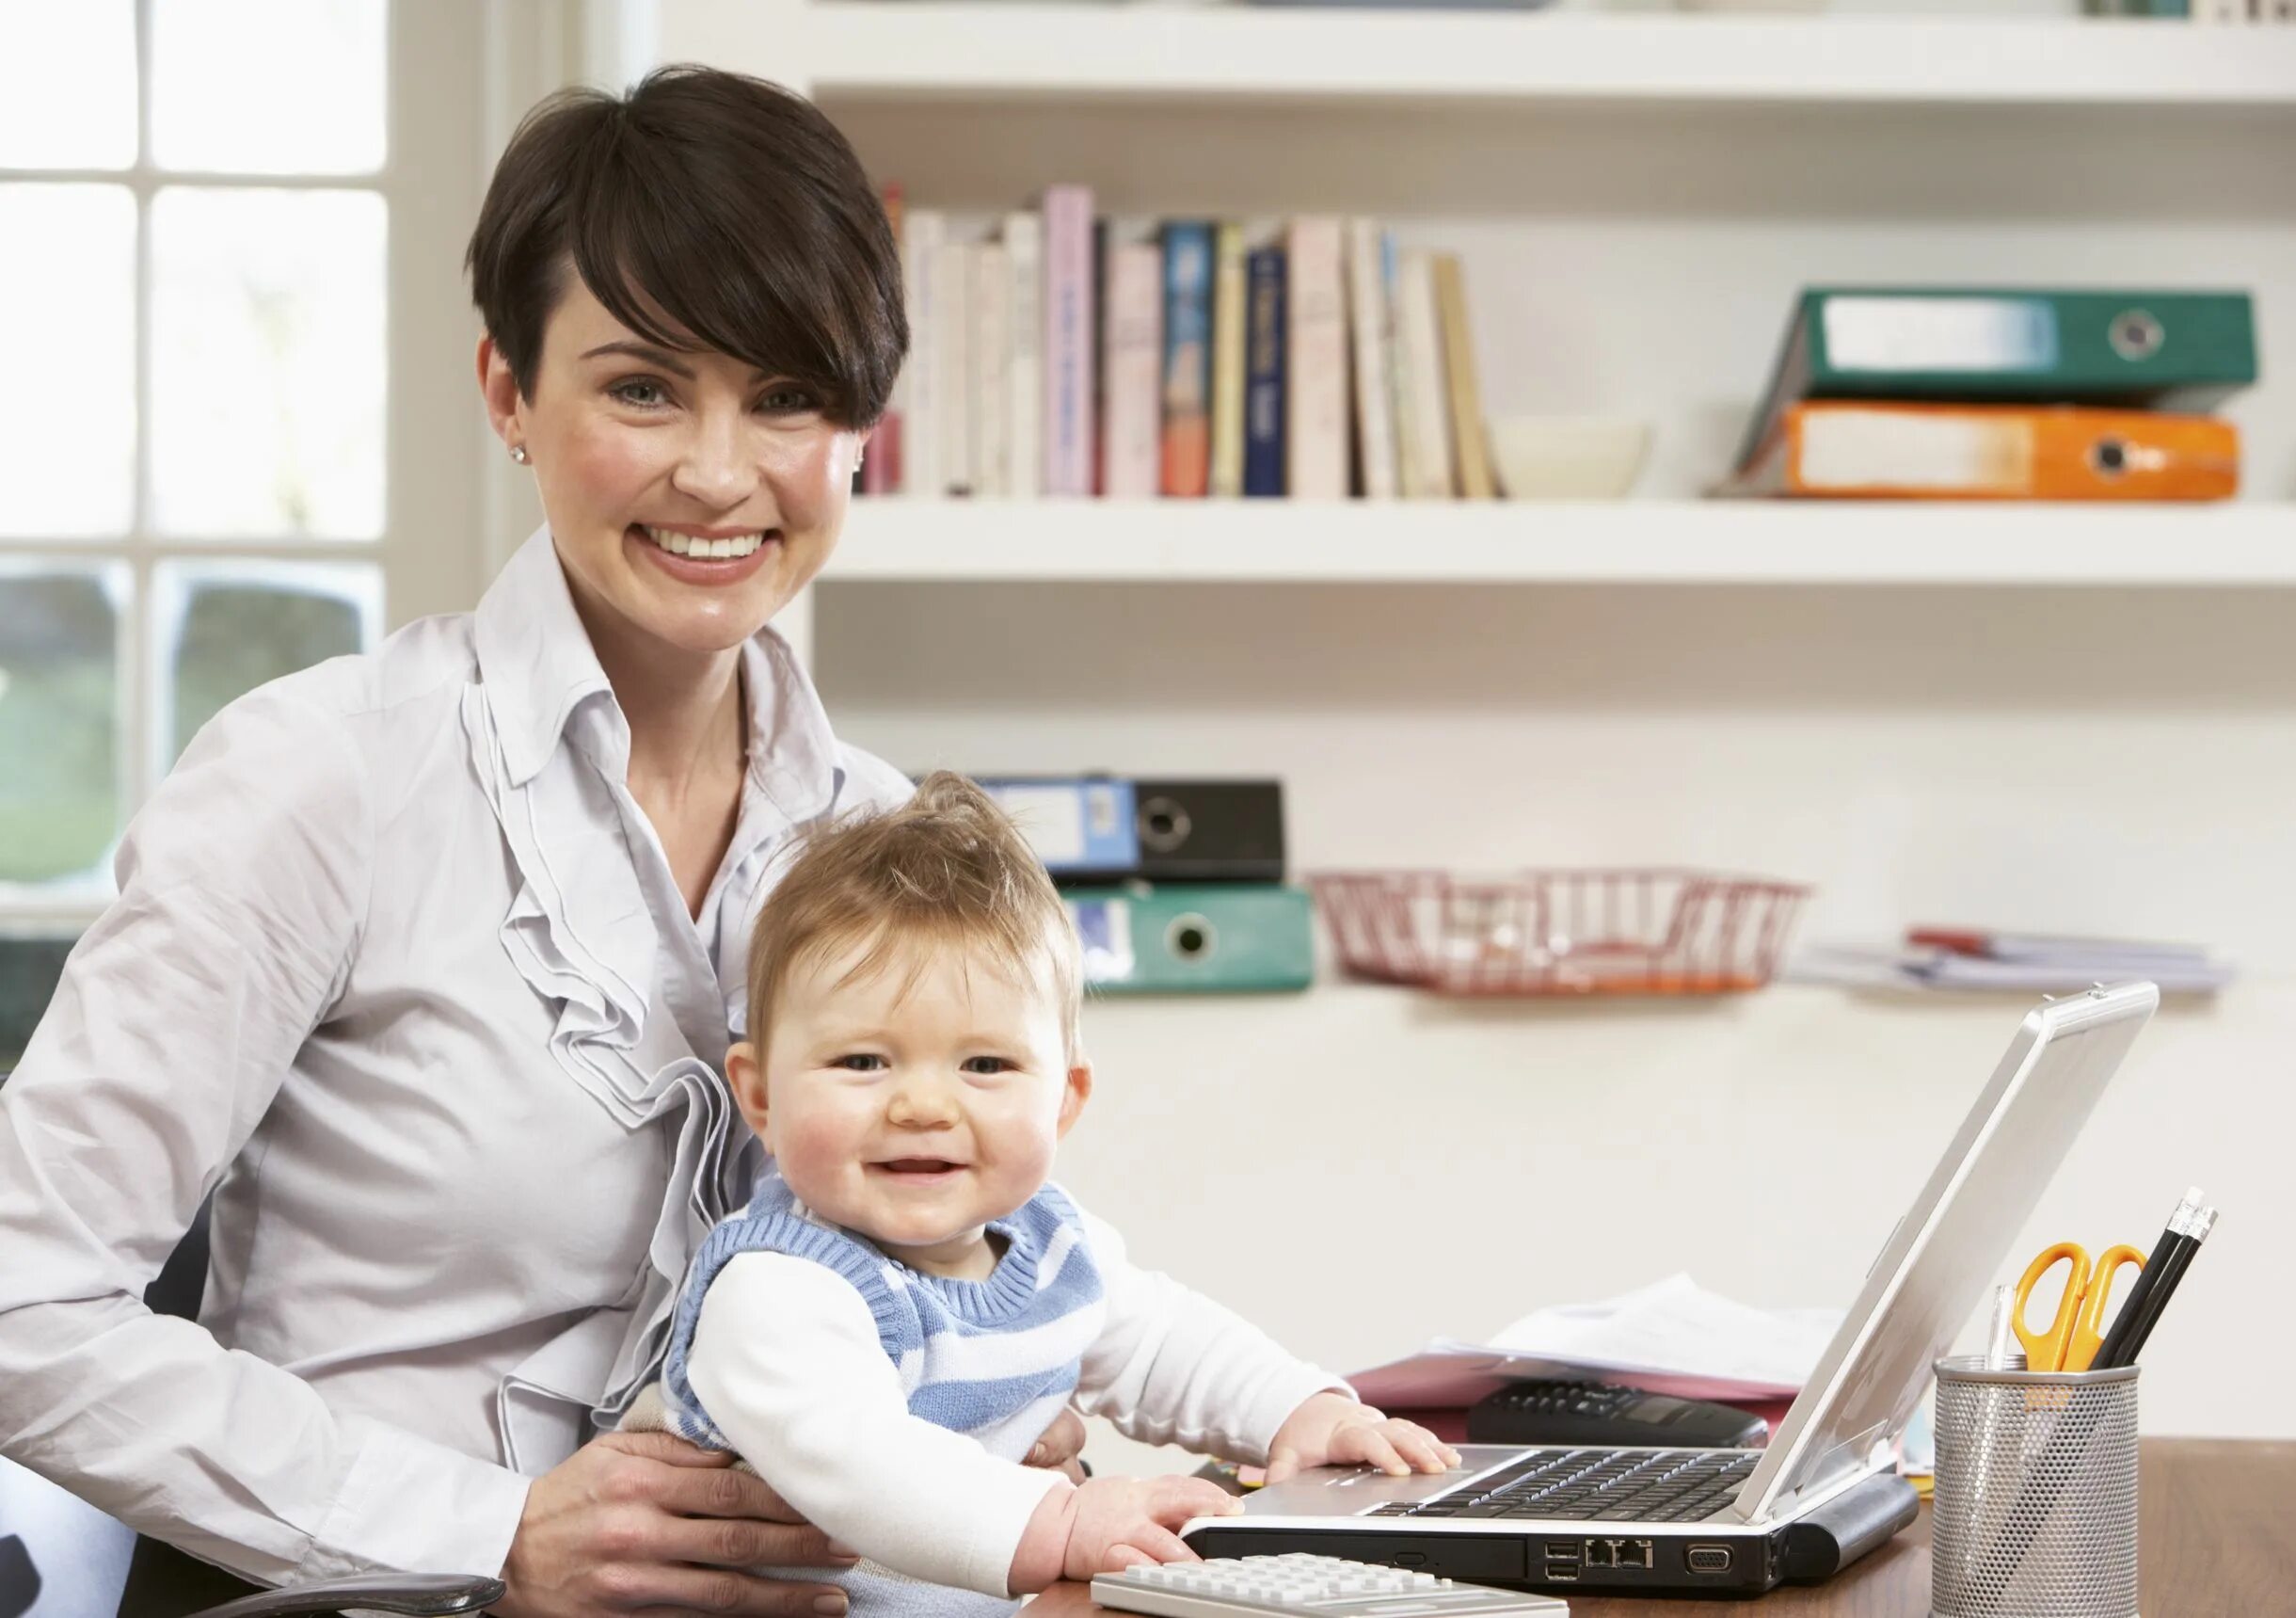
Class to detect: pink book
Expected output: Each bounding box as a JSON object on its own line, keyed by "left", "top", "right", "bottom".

{"left": 1100, "top": 241, "right": 1164, "bottom": 500}
{"left": 1041, "top": 184, "right": 1096, "bottom": 497}
{"left": 1284, "top": 216, "right": 1348, "bottom": 501}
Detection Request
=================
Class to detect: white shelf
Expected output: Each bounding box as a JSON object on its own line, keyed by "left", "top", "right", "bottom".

{"left": 663, "top": 3, "right": 2296, "bottom": 111}
{"left": 824, "top": 500, "right": 2296, "bottom": 586}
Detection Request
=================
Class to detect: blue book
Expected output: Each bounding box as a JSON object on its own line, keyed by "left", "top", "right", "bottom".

{"left": 1243, "top": 247, "right": 1286, "bottom": 498}
{"left": 1160, "top": 221, "right": 1215, "bottom": 497}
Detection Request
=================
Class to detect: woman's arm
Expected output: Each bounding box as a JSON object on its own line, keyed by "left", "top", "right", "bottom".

{"left": 0, "top": 686, "right": 531, "bottom": 1585}
{"left": 1071, "top": 1210, "right": 1352, "bottom": 1465}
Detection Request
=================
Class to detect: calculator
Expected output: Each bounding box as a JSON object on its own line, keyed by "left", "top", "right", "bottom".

{"left": 1466, "top": 1380, "right": 1767, "bottom": 1450}
{"left": 1091, "top": 1552, "right": 1568, "bottom": 1618}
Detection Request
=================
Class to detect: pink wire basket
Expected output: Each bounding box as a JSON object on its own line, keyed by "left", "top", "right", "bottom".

{"left": 1308, "top": 869, "right": 1811, "bottom": 998}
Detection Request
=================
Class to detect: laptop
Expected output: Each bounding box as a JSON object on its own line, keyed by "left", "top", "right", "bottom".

{"left": 1184, "top": 982, "right": 2158, "bottom": 1595}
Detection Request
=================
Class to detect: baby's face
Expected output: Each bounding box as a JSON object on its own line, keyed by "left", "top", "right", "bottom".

{"left": 750, "top": 934, "right": 1086, "bottom": 1274}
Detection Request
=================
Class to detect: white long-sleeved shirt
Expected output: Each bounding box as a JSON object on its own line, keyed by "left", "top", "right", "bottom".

{"left": 0, "top": 529, "right": 911, "bottom": 1586}
{"left": 685, "top": 1210, "right": 1349, "bottom": 1598}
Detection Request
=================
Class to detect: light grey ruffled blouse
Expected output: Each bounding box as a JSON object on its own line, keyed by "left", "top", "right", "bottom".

{"left": 0, "top": 529, "right": 912, "bottom": 1587}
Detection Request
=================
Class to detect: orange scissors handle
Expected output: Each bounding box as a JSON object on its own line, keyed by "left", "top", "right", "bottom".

{"left": 2015, "top": 1242, "right": 2091, "bottom": 1372}
{"left": 2065, "top": 1243, "right": 2146, "bottom": 1372}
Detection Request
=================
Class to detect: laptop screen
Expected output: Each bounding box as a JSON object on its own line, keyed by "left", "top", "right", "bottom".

{"left": 1734, "top": 982, "right": 2156, "bottom": 1524}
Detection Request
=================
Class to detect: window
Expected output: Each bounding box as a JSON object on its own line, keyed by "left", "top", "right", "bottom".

{"left": 0, "top": 0, "right": 485, "bottom": 1065}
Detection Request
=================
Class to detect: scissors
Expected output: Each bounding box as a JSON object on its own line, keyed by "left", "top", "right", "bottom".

{"left": 2014, "top": 1242, "right": 2146, "bottom": 1372}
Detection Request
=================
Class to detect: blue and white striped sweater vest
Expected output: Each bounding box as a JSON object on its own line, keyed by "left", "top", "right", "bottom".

{"left": 658, "top": 1168, "right": 1108, "bottom": 1503}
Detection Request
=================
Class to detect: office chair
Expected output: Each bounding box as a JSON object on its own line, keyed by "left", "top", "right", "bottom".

{"left": 0, "top": 1197, "right": 502, "bottom": 1618}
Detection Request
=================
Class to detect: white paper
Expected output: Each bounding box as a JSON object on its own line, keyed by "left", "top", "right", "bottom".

{"left": 1485, "top": 1274, "right": 1841, "bottom": 1391}
{"left": 1349, "top": 1274, "right": 1842, "bottom": 1408}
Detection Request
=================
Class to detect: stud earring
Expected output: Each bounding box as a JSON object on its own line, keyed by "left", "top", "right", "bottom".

{"left": 509, "top": 444, "right": 529, "bottom": 465}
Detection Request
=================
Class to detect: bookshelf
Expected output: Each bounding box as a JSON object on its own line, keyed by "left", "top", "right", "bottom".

{"left": 828, "top": 501, "right": 2296, "bottom": 585}
{"left": 628, "top": 3, "right": 2296, "bottom": 1447}
{"left": 665, "top": 4, "right": 2296, "bottom": 110}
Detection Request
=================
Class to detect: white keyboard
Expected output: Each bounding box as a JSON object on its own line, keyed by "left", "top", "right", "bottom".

{"left": 1090, "top": 1553, "right": 1568, "bottom": 1618}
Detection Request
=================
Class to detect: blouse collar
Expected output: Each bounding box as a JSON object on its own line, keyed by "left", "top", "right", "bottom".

{"left": 470, "top": 526, "right": 839, "bottom": 819}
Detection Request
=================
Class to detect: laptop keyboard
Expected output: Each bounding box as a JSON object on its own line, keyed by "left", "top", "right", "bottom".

{"left": 1363, "top": 1447, "right": 1761, "bottom": 1524}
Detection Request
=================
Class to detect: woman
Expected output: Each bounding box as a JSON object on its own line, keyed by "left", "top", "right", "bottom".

{"left": 0, "top": 67, "right": 1081, "bottom": 1618}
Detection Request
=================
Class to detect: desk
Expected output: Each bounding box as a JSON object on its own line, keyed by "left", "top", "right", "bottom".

{"left": 1036, "top": 1441, "right": 2291, "bottom": 1618}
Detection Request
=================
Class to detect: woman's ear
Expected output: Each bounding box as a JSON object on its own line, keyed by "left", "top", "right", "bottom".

{"left": 1056, "top": 1061, "right": 1092, "bottom": 1139}
{"left": 727, "top": 1040, "right": 770, "bottom": 1140}
{"left": 476, "top": 335, "right": 525, "bottom": 452}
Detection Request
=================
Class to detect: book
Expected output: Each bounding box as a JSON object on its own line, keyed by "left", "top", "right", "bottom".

{"left": 1041, "top": 184, "right": 1096, "bottom": 496}
{"left": 972, "top": 241, "right": 1010, "bottom": 499}
{"left": 1101, "top": 240, "right": 1164, "bottom": 500}
{"left": 1346, "top": 218, "right": 1399, "bottom": 501}
{"left": 1159, "top": 221, "right": 1215, "bottom": 498}
{"left": 900, "top": 207, "right": 948, "bottom": 497}
{"left": 1243, "top": 247, "right": 1286, "bottom": 498}
{"left": 1284, "top": 216, "right": 1348, "bottom": 501}
{"left": 1717, "top": 401, "right": 2240, "bottom": 501}
{"left": 1209, "top": 222, "right": 1249, "bottom": 499}
{"left": 1395, "top": 250, "right": 1455, "bottom": 499}
{"left": 1092, "top": 217, "right": 1109, "bottom": 496}
{"left": 1432, "top": 253, "right": 1495, "bottom": 500}
{"left": 1003, "top": 211, "right": 1043, "bottom": 500}
{"left": 1733, "top": 287, "right": 2258, "bottom": 475}
{"left": 935, "top": 239, "right": 973, "bottom": 497}
{"left": 865, "top": 184, "right": 905, "bottom": 496}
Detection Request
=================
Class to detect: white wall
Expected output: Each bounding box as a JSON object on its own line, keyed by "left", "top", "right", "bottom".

{"left": 818, "top": 581, "right": 2296, "bottom": 1460}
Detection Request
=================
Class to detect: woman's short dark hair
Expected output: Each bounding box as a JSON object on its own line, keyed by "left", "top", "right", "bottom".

{"left": 466, "top": 66, "right": 905, "bottom": 427}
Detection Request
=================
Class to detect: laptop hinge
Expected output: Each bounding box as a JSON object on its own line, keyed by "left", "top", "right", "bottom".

{"left": 1738, "top": 1420, "right": 1890, "bottom": 1524}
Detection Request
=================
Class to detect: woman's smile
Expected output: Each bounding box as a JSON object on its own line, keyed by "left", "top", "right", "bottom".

{"left": 624, "top": 520, "right": 784, "bottom": 587}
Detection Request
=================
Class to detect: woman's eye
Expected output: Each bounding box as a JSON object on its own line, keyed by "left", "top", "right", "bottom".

{"left": 961, "top": 1057, "right": 1016, "bottom": 1077}
{"left": 834, "top": 1054, "right": 887, "bottom": 1072}
{"left": 757, "top": 386, "right": 819, "bottom": 414}
{"left": 610, "top": 378, "right": 671, "bottom": 409}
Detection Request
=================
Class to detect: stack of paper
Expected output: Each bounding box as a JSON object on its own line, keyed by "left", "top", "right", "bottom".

{"left": 1790, "top": 929, "right": 2232, "bottom": 995}
{"left": 1348, "top": 1274, "right": 1843, "bottom": 1409}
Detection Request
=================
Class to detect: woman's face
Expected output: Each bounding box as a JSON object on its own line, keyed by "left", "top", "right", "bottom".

{"left": 478, "top": 274, "right": 867, "bottom": 660}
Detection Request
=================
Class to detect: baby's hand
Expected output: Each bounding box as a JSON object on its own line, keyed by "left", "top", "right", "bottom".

{"left": 1062, "top": 1474, "right": 1244, "bottom": 1579}
{"left": 1265, "top": 1392, "right": 1463, "bottom": 1484}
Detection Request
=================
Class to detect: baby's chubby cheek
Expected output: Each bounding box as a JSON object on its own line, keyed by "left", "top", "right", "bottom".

{"left": 769, "top": 1111, "right": 869, "bottom": 1206}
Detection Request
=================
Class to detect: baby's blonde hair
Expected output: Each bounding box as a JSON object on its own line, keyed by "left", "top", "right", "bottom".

{"left": 746, "top": 771, "right": 1083, "bottom": 1061}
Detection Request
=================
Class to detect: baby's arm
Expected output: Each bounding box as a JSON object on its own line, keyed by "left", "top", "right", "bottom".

{"left": 688, "top": 1253, "right": 1236, "bottom": 1595}
{"left": 1072, "top": 1209, "right": 1457, "bottom": 1477}
{"left": 688, "top": 1254, "right": 1066, "bottom": 1595}
{"left": 1072, "top": 1209, "right": 1348, "bottom": 1460}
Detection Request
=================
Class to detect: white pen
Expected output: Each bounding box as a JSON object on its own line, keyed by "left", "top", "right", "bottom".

{"left": 1985, "top": 1284, "right": 2017, "bottom": 1370}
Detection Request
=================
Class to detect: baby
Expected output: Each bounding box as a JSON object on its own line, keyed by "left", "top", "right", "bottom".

{"left": 625, "top": 772, "right": 1456, "bottom": 1611}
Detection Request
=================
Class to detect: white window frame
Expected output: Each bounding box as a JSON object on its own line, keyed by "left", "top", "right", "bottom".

{"left": 0, "top": 0, "right": 490, "bottom": 931}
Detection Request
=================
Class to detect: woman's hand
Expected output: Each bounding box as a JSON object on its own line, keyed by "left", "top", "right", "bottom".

{"left": 1025, "top": 1405, "right": 1090, "bottom": 1483}
{"left": 494, "top": 1430, "right": 860, "bottom": 1618}
{"left": 1264, "top": 1393, "right": 1461, "bottom": 1484}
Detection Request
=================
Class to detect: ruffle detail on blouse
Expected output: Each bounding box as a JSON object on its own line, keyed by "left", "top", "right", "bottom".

{"left": 461, "top": 681, "right": 673, "bottom": 1128}
{"left": 461, "top": 683, "right": 759, "bottom": 1470}
{"left": 493, "top": 1056, "right": 759, "bottom": 1472}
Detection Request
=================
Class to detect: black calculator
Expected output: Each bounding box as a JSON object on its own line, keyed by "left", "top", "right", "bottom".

{"left": 1466, "top": 1378, "right": 1769, "bottom": 1450}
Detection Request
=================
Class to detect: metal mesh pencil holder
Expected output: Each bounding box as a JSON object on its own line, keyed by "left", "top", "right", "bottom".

{"left": 1929, "top": 1356, "right": 2139, "bottom": 1618}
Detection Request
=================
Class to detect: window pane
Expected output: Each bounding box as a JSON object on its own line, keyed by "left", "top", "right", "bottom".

{"left": 0, "top": 2, "right": 136, "bottom": 170}
{"left": 151, "top": 187, "right": 387, "bottom": 539}
{"left": 0, "top": 184, "right": 136, "bottom": 537}
{"left": 1, "top": 932, "right": 80, "bottom": 1077}
{"left": 152, "top": 0, "right": 386, "bottom": 175}
{"left": 156, "top": 561, "right": 379, "bottom": 765}
{"left": 0, "top": 565, "right": 125, "bottom": 889}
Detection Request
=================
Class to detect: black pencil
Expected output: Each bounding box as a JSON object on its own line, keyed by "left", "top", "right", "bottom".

{"left": 2092, "top": 1186, "right": 2201, "bottom": 1371}
{"left": 2104, "top": 1206, "right": 2216, "bottom": 1369}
